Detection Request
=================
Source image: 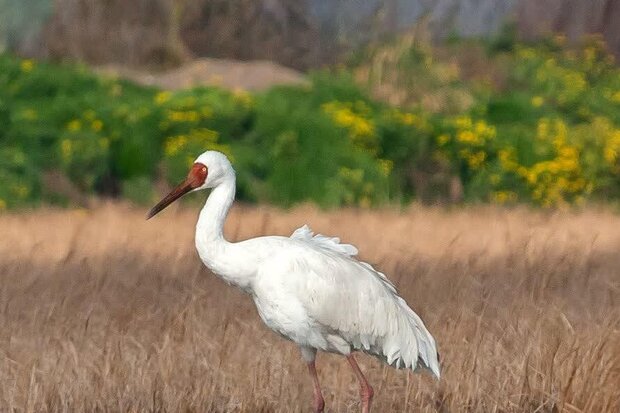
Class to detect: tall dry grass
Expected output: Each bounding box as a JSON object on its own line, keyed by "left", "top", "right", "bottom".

{"left": 0, "top": 202, "right": 618, "bottom": 412}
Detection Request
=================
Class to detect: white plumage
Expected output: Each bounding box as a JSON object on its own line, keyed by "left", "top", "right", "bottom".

{"left": 148, "top": 151, "right": 440, "bottom": 413}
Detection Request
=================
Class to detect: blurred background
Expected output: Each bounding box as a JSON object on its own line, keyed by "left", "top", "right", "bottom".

{"left": 0, "top": 0, "right": 619, "bottom": 209}
{"left": 1, "top": 2, "right": 619, "bottom": 412}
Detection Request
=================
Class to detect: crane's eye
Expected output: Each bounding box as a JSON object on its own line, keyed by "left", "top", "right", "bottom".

{"left": 202, "top": 167, "right": 206, "bottom": 172}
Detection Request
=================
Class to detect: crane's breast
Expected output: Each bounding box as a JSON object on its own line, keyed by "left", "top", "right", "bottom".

{"left": 252, "top": 275, "right": 332, "bottom": 350}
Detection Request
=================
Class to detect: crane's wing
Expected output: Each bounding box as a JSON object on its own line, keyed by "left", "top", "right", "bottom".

{"left": 291, "top": 225, "right": 359, "bottom": 256}
{"left": 288, "top": 225, "right": 440, "bottom": 378}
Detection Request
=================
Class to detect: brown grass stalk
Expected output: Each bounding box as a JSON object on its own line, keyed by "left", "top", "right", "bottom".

{"left": 0, "top": 202, "right": 618, "bottom": 412}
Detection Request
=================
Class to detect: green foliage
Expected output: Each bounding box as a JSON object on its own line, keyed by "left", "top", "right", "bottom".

{"left": 1, "top": 34, "right": 619, "bottom": 210}
{"left": 156, "top": 87, "right": 252, "bottom": 183}
{"left": 467, "top": 35, "right": 620, "bottom": 206}
{"left": 353, "top": 33, "right": 620, "bottom": 206}
{"left": 246, "top": 73, "right": 391, "bottom": 207}
{"left": 0, "top": 54, "right": 159, "bottom": 206}
{"left": 121, "top": 175, "right": 156, "bottom": 206}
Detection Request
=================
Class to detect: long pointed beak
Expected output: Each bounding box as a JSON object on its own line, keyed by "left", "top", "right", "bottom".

{"left": 146, "top": 179, "right": 193, "bottom": 219}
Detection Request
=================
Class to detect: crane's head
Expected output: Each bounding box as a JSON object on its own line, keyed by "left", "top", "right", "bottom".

{"left": 146, "top": 151, "right": 234, "bottom": 219}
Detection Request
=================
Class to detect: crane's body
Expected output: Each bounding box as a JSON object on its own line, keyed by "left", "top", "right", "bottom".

{"left": 148, "top": 151, "right": 440, "bottom": 413}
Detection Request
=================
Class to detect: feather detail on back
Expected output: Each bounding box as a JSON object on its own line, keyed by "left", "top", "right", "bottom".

{"left": 291, "top": 224, "right": 358, "bottom": 256}
{"left": 287, "top": 225, "right": 441, "bottom": 379}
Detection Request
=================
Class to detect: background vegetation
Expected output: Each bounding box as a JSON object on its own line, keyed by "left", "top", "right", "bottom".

{"left": 1, "top": 10, "right": 619, "bottom": 413}
{"left": 1, "top": 34, "right": 619, "bottom": 210}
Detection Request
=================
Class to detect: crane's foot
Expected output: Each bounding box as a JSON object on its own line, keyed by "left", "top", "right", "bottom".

{"left": 360, "top": 383, "right": 374, "bottom": 413}
{"left": 313, "top": 390, "right": 325, "bottom": 413}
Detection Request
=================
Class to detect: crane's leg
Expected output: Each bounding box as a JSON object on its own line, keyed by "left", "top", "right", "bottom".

{"left": 301, "top": 346, "right": 324, "bottom": 413}
{"left": 346, "top": 354, "right": 374, "bottom": 413}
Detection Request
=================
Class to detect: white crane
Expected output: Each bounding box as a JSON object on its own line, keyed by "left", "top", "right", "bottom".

{"left": 147, "top": 151, "right": 440, "bottom": 413}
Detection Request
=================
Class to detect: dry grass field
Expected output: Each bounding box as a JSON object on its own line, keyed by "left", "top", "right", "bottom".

{"left": 0, "top": 202, "right": 618, "bottom": 412}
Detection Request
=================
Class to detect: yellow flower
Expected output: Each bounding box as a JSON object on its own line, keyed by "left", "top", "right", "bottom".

{"left": 154, "top": 91, "right": 172, "bottom": 105}
{"left": 166, "top": 110, "right": 199, "bottom": 123}
{"left": 12, "top": 185, "right": 29, "bottom": 199}
{"left": 558, "top": 146, "right": 578, "bottom": 160}
{"left": 338, "top": 167, "right": 364, "bottom": 183}
{"left": 553, "top": 119, "right": 568, "bottom": 141}
{"left": 400, "top": 113, "right": 415, "bottom": 125}
{"left": 352, "top": 120, "right": 374, "bottom": 137}
{"left": 164, "top": 129, "right": 223, "bottom": 158}
{"left": 584, "top": 47, "right": 596, "bottom": 63}
{"left": 537, "top": 118, "right": 549, "bottom": 139}
{"left": 604, "top": 146, "right": 617, "bottom": 164}
{"left": 594, "top": 122, "right": 620, "bottom": 165}
{"left": 437, "top": 134, "right": 450, "bottom": 145}
{"left": 455, "top": 116, "right": 472, "bottom": 129}
{"left": 193, "top": 128, "right": 219, "bottom": 145}
{"left": 390, "top": 110, "right": 429, "bottom": 130}
{"left": 517, "top": 47, "right": 536, "bottom": 60}
{"left": 0, "top": 199, "right": 6, "bottom": 210}
{"left": 66, "top": 119, "right": 81, "bottom": 132}
{"left": 498, "top": 149, "right": 517, "bottom": 170}
{"left": 467, "top": 151, "right": 486, "bottom": 169}
{"left": 20, "top": 59, "right": 34, "bottom": 73}
{"left": 531, "top": 96, "right": 544, "bottom": 107}
{"left": 492, "top": 191, "right": 517, "bottom": 204}
{"left": 233, "top": 88, "right": 253, "bottom": 107}
{"left": 378, "top": 159, "right": 393, "bottom": 177}
{"left": 532, "top": 187, "right": 543, "bottom": 200}
{"left": 164, "top": 135, "right": 188, "bottom": 156}
{"left": 322, "top": 101, "right": 377, "bottom": 151}
{"left": 91, "top": 120, "right": 103, "bottom": 132}
{"left": 568, "top": 179, "right": 586, "bottom": 192}
{"left": 475, "top": 121, "right": 495, "bottom": 139}
{"left": 456, "top": 130, "right": 478, "bottom": 144}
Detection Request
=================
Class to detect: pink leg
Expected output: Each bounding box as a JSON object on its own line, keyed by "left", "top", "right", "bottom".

{"left": 307, "top": 360, "right": 325, "bottom": 413}
{"left": 346, "top": 354, "right": 374, "bottom": 413}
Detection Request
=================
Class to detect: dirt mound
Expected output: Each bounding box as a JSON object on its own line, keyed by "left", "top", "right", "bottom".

{"left": 97, "top": 58, "right": 307, "bottom": 91}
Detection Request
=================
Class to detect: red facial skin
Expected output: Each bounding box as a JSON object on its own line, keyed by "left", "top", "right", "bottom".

{"left": 147, "top": 163, "right": 208, "bottom": 219}
{"left": 188, "top": 163, "right": 208, "bottom": 188}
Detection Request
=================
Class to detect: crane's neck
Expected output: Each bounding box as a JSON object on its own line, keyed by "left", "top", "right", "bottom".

{"left": 195, "top": 175, "right": 254, "bottom": 291}
{"left": 196, "top": 176, "right": 235, "bottom": 242}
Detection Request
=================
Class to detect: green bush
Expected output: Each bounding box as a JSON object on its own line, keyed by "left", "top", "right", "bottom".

{"left": 246, "top": 74, "right": 391, "bottom": 207}
{"left": 0, "top": 35, "right": 619, "bottom": 211}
